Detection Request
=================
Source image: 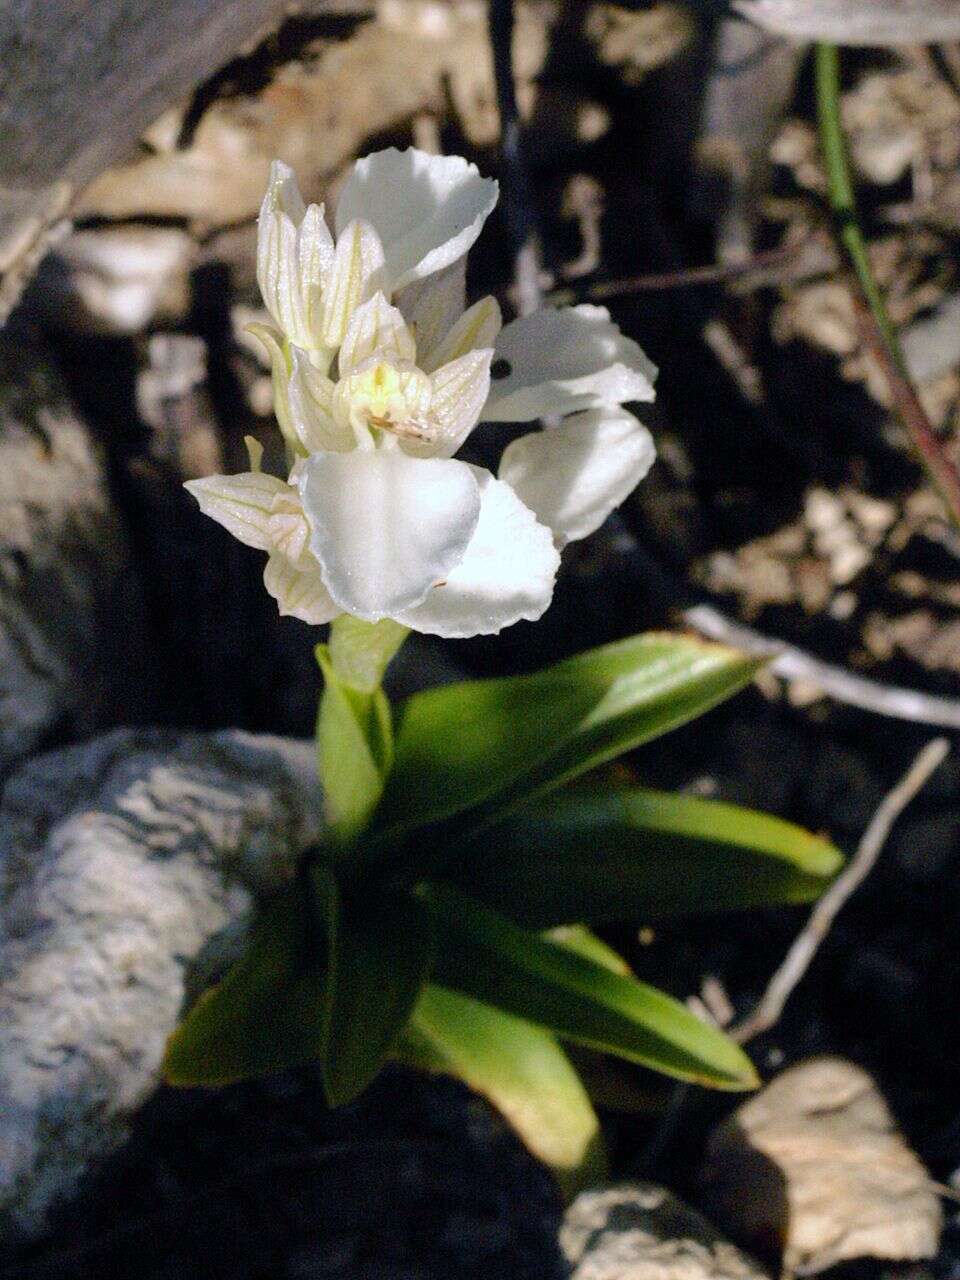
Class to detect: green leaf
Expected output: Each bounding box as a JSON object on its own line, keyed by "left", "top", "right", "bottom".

{"left": 316, "top": 645, "right": 393, "bottom": 846}
{"left": 163, "top": 884, "right": 328, "bottom": 1086}
{"left": 546, "top": 924, "right": 632, "bottom": 974}
{"left": 447, "top": 789, "right": 843, "bottom": 927}
{"left": 398, "top": 984, "right": 606, "bottom": 1194}
{"left": 323, "top": 884, "right": 436, "bottom": 1106}
{"left": 422, "top": 885, "right": 759, "bottom": 1091}
{"left": 371, "top": 633, "right": 760, "bottom": 850}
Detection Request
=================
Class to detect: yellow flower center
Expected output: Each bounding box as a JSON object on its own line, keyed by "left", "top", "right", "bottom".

{"left": 338, "top": 357, "right": 434, "bottom": 443}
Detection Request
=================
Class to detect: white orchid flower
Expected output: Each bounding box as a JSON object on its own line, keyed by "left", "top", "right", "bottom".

{"left": 186, "top": 148, "right": 657, "bottom": 639}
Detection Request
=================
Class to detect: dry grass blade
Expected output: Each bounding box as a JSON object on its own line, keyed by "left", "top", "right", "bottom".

{"left": 684, "top": 604, "right": 960, "bottom": 730}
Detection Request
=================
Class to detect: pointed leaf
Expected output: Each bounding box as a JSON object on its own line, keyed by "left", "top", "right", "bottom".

{"left": 163, "top": 885, "right": 327, "bottom": 1086}
{"left": 323, "top": 885, "right": 435, "bottom": 1106}
{"left": 316, "top": 644, "right": 393, "bottom": 846}
{"left": 398, "top": 984, "right": 606, "bottom": 1193}
{"left": 447, "top": 789, "right": 843, "bottom": 927}
{"left": 422, "top": 885, "right": 759, "bottom": 1091}
{"left": 371, "top": 633, "right": 760, "bottom": 850}
{"left": 546, "top": 924, "right": 632, "bottom": 974}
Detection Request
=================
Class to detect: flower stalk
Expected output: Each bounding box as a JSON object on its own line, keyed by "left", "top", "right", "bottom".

{"left": 814, "top": 40, "right": 960, "bottom": 528}
{"left": 328, "top": 616, "right": 410, "bottom": 692}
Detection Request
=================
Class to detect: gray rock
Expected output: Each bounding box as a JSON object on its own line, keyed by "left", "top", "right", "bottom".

{"left": 700, "top": 1057, "right": 943, "bottom": 1274}
{"left": 901, "top": 292, "right": 960, "bottom": 386}
{"left": 0, "top": 727, "right": 323, "bottom": 1238}
{"left": 0, "top": 327, "right": 148, "bottom": 780}
{"left": 560, "top": 1183, "right": 771, "bottom": 1280}
{"left": 734, "top": 0, "right": 960, "bottom": 45}
{"left": 35, "top": 225, "right": 196, "bottom": 334}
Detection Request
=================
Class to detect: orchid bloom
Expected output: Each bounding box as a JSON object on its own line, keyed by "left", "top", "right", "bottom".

{"left": 186, "top": 148, "right": 657, "bottom": 638}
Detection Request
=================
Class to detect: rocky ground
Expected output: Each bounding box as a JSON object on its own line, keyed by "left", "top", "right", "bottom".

{"left": 3, "top": 1, "right": 960, "bottom": 1276}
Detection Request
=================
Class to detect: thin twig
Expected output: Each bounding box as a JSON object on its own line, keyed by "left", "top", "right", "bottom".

{"left": 684, "top": 603, "right": 960, "bottom": 730}
{"left": 815, "top": 41, "right": 960, "bottom": 528}
{"left": 731, "top": 737, "right": 950, "bottom": 1044}
{"left": 547, "top": 240, "right": 812, "bottom": 305}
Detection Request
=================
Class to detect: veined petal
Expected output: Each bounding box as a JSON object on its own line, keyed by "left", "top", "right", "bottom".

{"left": 402, "top": 348, "right": 492, "bottom": 459}
{"left": 319, "top": 219, "right": 385, "bottom": 350}
{"left": 261, "top": 160, "right": 306, "bottom": 225}
{"left": 499, "top": 407, "right": 656, "bottom": 546}
{"left": 184, "top": 472, "right": 289, "bottom": 551}
{"left": 335, "top": 148, "right": 498, "bottom": 293}
{"left": 421, "top": 295, "right": 502, "bottom": 374}
{"left": 298, "top": 203, "right": 335, "bottom": 346}
{"left": 299, "top": 450, "right": 480, "bottom": 620}
{"left": 246, "top": 322, "right": 300, "bottom": 452}
{"left": 266, "top": 488, "right": 313, "bottom": 563}
{"left": 481, "top": 305, "right": 658, "bottom": 422}
{"left": 397, "top": 258, "right": 466, "bottom": 368}
{"left": 288, "top": 346, "right": 354, "bottom": 453}
{"left": 264, "top": 551, "right": 339, "bottom": 625}
{"left": 395, "top": 467, "right": 559, "bottom": 638}
{"left": 339, "top": 291, "right": 416, "bottom": 376}
{"left": 256, "top": 162, "right": 305, "bottom": 295}
{"left": 256, "top": 162, "right": 315, "bottom": 348}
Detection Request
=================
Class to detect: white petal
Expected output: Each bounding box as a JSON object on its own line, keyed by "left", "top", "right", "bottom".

{"left": 402, "top": 349, "right": 492, "bottom": 459}
{"left": 256, "top": 162, "right": 314, "bottom": 348}
{"left": 338, "top": 291, "right": 416, "bottom": 376}
{"left": 396, "top": 468, "right": 559, "bottom": 638}
{"left": 499, "top": 407, "right": 656, "bottom": 545}
{"left": 299, "top": 450, "right": 480, "bottom": 620}
{"left": 262, "top": 160, "right": 306, "bottom": 225}
{"left": 266, "top": 488, "right": 313, "bottom": 563}
{"left": 245, "top": 322, "right": 301, "bottom": 452}
{"left": 256, "top": 162, "right": 305, "bottom": 302}
{"left": 298, "top": 204, "right": 335, "bottom": 345}
{"left": 184, "top": 472, "right": 288, "bottom": 551}
{"left": 264, "top": 551, "right": 339, "bottom": 625}
{"left": 481, "top": 305, "right": 658, "bottom": 422}
{"left": 288, "top": 346, "right": 354, "bottom": 453}
{"left": 397, "top": 258, "right": 466, "bottom": 368}
{"left": 335, "top": 148, "right": 498, "bottom": 293}
{"left": 319, "top": 219, "right": 386, "bottom": 350}
{"left": 421, "top": 294, "right": 502, "bottom": 374}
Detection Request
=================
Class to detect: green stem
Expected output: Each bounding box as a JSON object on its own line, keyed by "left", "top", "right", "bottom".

{"left": 814, "top": 44, "right": 900, "bottom": 360}
{"left": 315, "top": 618, "right": 409, "bottom": 852}
{"left": 328, "top": 616, "right": 410, "bottom": 692}
{"left": 814, "top": 41, "right": 960, "bottom": 527}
